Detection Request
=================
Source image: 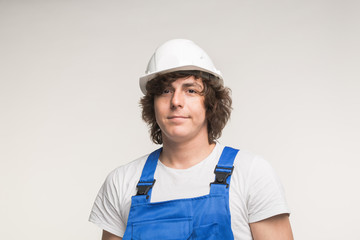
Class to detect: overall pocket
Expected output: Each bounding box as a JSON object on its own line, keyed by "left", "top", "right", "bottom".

{"left": 191, "top": 223, "right": 220, "bottom": 240}
{"left": 131, "top": 218, "right": 193, "bottom": 240}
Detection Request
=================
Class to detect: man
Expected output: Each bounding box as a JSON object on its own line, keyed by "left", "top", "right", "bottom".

{"left": 89, "top": 39, "right": 293, "bottom": 240}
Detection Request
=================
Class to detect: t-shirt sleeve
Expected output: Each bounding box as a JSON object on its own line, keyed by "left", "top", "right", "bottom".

{"left": 247, "top": 156, "right": 290, "bottom": 223}
{"left": 89, "top": 169, "right": 126, "bottom": 237}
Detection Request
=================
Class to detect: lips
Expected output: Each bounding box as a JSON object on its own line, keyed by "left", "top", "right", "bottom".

{"left": 167, "top": 116, "right": 189, "bottom": 119}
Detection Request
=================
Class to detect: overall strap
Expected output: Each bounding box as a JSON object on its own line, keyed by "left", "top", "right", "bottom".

{"left": 210, "top": 146, "right": 239, "bottom": 195}
{"left": 133, "top": 148, "right": 162, "bottom": 203}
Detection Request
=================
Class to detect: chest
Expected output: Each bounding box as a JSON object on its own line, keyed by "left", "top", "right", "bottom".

{"left": 151, "top": 161, "right": 217, "bottom": 202}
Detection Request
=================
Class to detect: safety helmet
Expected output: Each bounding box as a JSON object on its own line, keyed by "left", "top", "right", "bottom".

{"left": 139, "top": 39, "right": 223, "bottom": 94}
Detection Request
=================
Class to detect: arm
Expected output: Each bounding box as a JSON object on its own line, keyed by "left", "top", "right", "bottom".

{"left": 249, "top": 214, "right": 293, "bottom": 240}
{"left": 102, "top": 230, "right": 122, "bottom": 240}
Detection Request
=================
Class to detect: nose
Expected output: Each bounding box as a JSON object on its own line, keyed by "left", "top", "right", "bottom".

{"left": 170, "top": 89, "right": 184, "bottom": 109}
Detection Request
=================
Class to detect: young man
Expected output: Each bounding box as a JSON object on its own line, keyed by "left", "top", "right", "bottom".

{"left": 89, "top": 39, "right": 293, "bottom": 240}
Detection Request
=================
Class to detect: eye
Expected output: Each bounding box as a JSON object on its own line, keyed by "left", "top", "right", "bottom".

{"left": 162, "top": 89, "right": 172, "bottom": 94}
{"left": 187, "top": 89, "right": 197, "bottom": 94}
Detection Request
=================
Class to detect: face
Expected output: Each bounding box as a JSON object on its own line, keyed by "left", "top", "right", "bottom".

{"left": 154, "top": 76, "right": 208, "bottom": 144}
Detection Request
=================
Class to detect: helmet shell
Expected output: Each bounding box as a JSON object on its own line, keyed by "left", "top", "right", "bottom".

{"left": 139, "top": 39, "right": 223, "bottom": 94}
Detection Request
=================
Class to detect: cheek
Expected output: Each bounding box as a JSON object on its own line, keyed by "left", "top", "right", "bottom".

{"left": 197, "top": 97, "right": 206, "bottom": 111}
{"left": 154, "top": 97, "right": 161, "bottom": 112}
{"left": 154, "top": 98, "right": 165, "bottom": 121}
{"left": 154, "top": 104, "right": 160, "bottom": 122}
{"left": 191, "top": 100, "right": 207, "bottom": 119}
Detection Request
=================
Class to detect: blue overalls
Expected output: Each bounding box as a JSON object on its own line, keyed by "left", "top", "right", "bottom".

{"left": 123, "top": 146, "right": 239, "bottom": 240}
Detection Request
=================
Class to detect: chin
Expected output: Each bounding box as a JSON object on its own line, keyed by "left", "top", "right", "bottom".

{"left": 162, "top": 131, "right": 192, "bottom": 143}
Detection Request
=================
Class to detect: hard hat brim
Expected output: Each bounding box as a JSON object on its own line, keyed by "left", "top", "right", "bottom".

{"left": 139, "top": 65, "right": 223, "bottom": 95}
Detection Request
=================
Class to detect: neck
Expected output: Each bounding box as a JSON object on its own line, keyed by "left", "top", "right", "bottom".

{"left": 160, "top": 134, "right": 215, "bottom": 169}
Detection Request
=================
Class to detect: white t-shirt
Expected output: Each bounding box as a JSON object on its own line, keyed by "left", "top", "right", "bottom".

{"left": 89, "top": 144, "right": 290, "bottom": 240}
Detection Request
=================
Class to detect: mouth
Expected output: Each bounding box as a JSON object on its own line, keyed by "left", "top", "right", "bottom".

{"left": 167, "top": 116, "right": 189, "bottom": 119}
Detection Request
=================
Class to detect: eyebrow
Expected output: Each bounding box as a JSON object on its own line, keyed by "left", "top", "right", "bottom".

{"left": 181, "top": 82, "right": 203, "bottom": 89}
{"left": 165, "top": 81, "right": 203, "bottom": 91}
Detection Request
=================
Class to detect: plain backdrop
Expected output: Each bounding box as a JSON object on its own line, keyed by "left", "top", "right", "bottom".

{"left": 1, "top": 0, "right": 359, "bottom": 239}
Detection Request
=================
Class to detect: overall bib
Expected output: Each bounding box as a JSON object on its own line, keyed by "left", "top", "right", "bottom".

{"left": 123, "top": 146, "right": 239, "bottom": 240}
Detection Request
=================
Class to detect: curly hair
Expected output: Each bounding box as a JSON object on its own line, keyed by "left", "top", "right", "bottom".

{"left": 140, "top": 70, "right": 232, "bottom": 144}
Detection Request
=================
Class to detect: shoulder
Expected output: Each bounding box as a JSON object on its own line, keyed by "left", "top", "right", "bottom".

{"left": 229, "top": 146, "right": 284, "bottom": 193}
{"left": 99, "top": 153, "right": 150, "bottom": 197}
{"left": 220, "top": 145, "right": 269, "bottom": 179}
{"left": 217, "top": 145, "right": 273, "bottom": 177}
{"left": 227, "top": 146, "right": 290, "bottom": 222}
{"left": 223, "top": 145, "right": 284, "bottom": 199}
{"left": 89, "top": 152, "right": 154, "bottom": 237}
{"left": 115, "top": 154, "right": 148, "bottom": 176}
{"left": 107, "top": 153, "right": 149, "bottom": 182}
{"left": 234, "top": 149, "right": 274, "bottom": 178}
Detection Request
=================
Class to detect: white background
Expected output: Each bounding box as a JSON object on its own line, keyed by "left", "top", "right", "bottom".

{"left": 1, "top": 0, "right": 359, "bottom": 239}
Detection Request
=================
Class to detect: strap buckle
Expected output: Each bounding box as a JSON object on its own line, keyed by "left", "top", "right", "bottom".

{"left": 136, "top": 180, "right": 156, "bottom": 196}
{"left": 210, "top": 165, "right": 234, "bottom": 188}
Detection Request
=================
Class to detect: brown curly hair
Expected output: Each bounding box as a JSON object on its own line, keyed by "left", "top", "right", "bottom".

{"left": 140, "top": 70, "right": 232, "bottom": 144}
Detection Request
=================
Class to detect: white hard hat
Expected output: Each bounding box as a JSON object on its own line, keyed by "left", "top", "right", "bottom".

{"left": 139, "top": 39, "right": 223, "bottom": 94}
